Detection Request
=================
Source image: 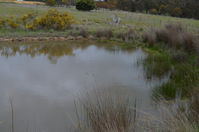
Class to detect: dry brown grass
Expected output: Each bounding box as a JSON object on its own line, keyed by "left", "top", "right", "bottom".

{"left": 0, "top": 0, "right": 45, "bottom": 5}
{"left": 13, "top": 1, "right": 45, "bottom": 5}
{"left": 75, "top": 89, "right": 198, "bottom": 132}
{"left": 117, "top": 29, "right": 139, "bottom": 42}
{"left": 0, "top": 0, "right": 15, "bottom": 2}
{"left": 189, "top": 86, "right": 199, "bottom": 123}
{"left": 143, "top": 28, "right": 157, "bottom": 45}
{"left": 75, "top": 89, "right": 135, "bottom": 132}
{"left": 95, "top": 29, "right": 113, "bottom": 39}
{"left": 143, "top": 24, "right": 199, "bottom": 53}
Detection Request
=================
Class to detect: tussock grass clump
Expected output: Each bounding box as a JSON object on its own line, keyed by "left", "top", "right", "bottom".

{"left": 75, "top": 89, "right": 199, "bottom": 132}
{"left": 75, "top": 90, "right": 135, "bottom": 132}
{"left": 142, "top": 51, "right": 172, "bottom": 79}
{"left": 149, "top": 101, "right": 198, "bottom": 132}
{"left": 95, "top": 29, "right": 113, "bottom": 39}
{"left": 152, "top": 63, "right": 199, "bottom": 100}
{"left": 143, "top": 28, "right": 157, "bottom": 45}
{"left": 117, "top": 29, "right": 139, "bottom": 42}
{"left": 189, "top": 87, "right": 199, "bottom": 123}
{"left": 143, "top": 24, "right": 198, "bottom": 53}
{"left": 171, "top": 50, "right": 188, "bottom": 63}
{"left": 79, "top": 28, "right": 89, "bottom": 38}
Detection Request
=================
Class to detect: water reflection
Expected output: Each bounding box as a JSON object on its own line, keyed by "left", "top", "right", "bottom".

{"left": 0, "top": 41, "right": 128, "bottom": 64}
{"left": 0, "top": 41, "right": 163, "bottom": 132}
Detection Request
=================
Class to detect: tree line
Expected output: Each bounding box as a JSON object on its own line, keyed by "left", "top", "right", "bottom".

{"left": 31, "top": 0, "right": 199, "bottom": 19}
{"left": 103, "top": 0, "right": 199, "bottom": 19}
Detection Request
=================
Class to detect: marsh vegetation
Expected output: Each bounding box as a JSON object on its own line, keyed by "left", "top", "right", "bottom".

{"left": 0, "top": 1, "right": 198, "bottom": 132}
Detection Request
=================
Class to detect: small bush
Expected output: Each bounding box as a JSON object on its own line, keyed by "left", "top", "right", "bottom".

{"left": 5, "top": 18, "right": 19, "bottom": 29}
{"left": 0, "top": 18, "right": 5, "bottom": 28}
{"left": 76, "top": 0, "right": 96, "bottom": 11}
{"left": 0, "top": 17, "right": 19, "bottom": 29}
{"left": 149, "top": 8, "right": 158, "bottom": 15}
{"left": 143, "top": 29, "right": 157, "bottom": 45}
{"left": 118, "top": 29, "right": 138, "bottom": 42}
{"left": 27, "top": 9, "right": 76, "bottom": 30}
{"left": 171, "top": 8, "right": 183, "bottom": 17}
{"left": 79, "top": 28, "right": 89, "bottom": 38}
{"left": 159, "top": 4, "right": 168, "bottom": 15}
{"left": 19, "top": 13, "right": 37, "bottom": 29}
{"left": 95, "top": 29, "right": 113, "bottom": 39}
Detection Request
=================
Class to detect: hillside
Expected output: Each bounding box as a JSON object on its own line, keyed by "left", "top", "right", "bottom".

{"left": 0, "top": 2, "right": 199, "bottom": 37}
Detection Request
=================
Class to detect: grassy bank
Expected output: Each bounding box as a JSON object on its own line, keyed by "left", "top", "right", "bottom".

{"left": 0, "top": 3, "right": 199, "bottom": 37}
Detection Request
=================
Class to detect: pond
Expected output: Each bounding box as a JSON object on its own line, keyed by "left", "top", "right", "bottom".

{"left": 0, "top": 41, "right": 166, "bottom": 132}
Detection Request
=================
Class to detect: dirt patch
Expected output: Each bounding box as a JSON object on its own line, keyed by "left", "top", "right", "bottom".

{"left": 0, "top": 35, "right": 96, "bottom": 42}
{"left": 13, "top": 1, "right": 45, "bottom": 5}
{"left": 0, "top": 0, "right": 45, "bottom": 5}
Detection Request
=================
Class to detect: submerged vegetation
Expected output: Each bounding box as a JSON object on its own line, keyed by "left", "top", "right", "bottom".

{"left": 142, "top": 24, "right": 199, "bottom": 100}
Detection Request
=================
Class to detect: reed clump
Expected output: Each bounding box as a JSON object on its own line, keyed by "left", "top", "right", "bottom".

{"left": 75, "top": 89, "right": 199, "bottom": 132}
{"left": 95, "top": 29, "right": 113, "bottom": 39}
{"left": 117, "top": 29, "right": 139, "bottom": 42}
{"left": 75, "top": 90, "right": 135, "bottom": 132}
{"left": 143, "top": 24, "right": 199, "bottom": 53}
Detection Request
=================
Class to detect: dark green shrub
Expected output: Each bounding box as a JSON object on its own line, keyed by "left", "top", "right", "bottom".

{"left": 159, "top": 4, "right": 168, "bottom": 15}
{"left": 149, "top": 8, "right": 158, "bottom": 15}
{"left": 116, "top": 0, "right": 136, "bottom": 11}
{"left": 171, "top": 8, "right": 182, "bottom": 17}
{"left": 76, "top": 0, "right": 96, "bottom": 11}
{"left": 0, "top": 18, "right": 5, "bottom": 28}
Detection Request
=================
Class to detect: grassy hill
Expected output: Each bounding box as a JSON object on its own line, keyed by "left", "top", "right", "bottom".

{"left": 0, "top": 2, "right": 199, "bottom": 37}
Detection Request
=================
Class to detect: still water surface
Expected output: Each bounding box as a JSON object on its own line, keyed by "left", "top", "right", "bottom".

{"left": 0, "top": 41, "right": 163, "bottom": 132}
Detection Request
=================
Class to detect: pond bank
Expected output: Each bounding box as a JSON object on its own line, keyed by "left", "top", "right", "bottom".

{"left": 0, "top": 35, "right": 97, "bottom": 42}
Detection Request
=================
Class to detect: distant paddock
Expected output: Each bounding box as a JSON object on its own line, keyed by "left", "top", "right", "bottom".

{"left": 0, "top": 0, "right": 45, "bottom": 5}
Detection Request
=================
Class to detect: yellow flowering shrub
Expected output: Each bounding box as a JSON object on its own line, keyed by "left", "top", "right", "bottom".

{"left": 20, "top": 13, "right": 37, "bottom": 26}
{"left": 0, "top": 17, "right": 19, "bottom": 29}
{"left": 26, "top": 9, "right": 76, "bottom": 30}
{"left": 0, "top": 18, "right": 5, "bottom": 28}
{"left": 5, "top": 18, "right": 19, "bottom": 29}
{"left": 0, "top": 9, "right": 76, "bottom": 31}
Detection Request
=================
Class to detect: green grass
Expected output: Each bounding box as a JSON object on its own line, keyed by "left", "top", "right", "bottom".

{"left": 0, "top": 3, "right": 199, "bottom": 37}
{"left": 142, "top": 45, "right": 199, "bottom": 100}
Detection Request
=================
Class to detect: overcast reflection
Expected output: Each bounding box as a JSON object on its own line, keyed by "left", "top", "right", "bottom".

{"left": 0, "top": 41, "right": 162, "bottom": 132}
